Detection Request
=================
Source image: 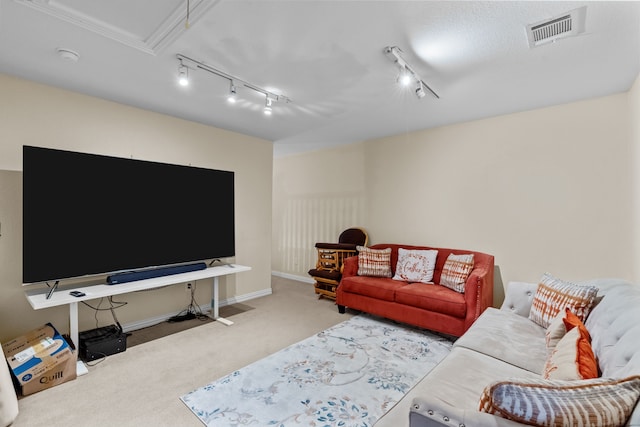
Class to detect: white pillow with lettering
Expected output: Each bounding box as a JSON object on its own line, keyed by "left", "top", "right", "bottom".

{"left": 393, "top": 248, "right": 438, "bottom": 283}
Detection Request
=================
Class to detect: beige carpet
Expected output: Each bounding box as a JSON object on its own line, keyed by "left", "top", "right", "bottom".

{"left": 11, "top": 276, "right": 353, "bottom": 427}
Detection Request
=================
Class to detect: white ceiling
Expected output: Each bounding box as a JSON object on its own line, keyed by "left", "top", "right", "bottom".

{"left": 1, "top": 1, "right": 639, "bottom": 157}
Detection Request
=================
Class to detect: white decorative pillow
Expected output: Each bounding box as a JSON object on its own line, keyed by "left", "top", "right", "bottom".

{"left": 392, "top": 248, "right": 438, "bottom": 283}
{"left": 544, "top": 308, "right": 598, "bottom": 380}
{"left": 439, "top": 253, "right": 474, "bottom": 293}
{"left": 543, "top": 326, "right": 598, "bottom": 380}
{"left": 528, "top": 273, "right": 599, "bottom": 329}
{"left": 356, "top": 246, "right": 392, "bottom": 278}
{"left": 479, "top": 376, "right": 640, "bottom": 427}
{"left": 545, "top": 310, "right": 567, "bottom": 352}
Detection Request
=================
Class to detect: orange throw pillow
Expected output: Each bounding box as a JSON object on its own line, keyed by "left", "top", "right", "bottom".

{"left": 563, "top": 308, "right": 588, "bottom": 335}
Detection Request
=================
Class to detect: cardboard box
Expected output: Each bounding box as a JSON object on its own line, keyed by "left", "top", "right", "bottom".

{"left": 3, "top": 323, "right": 77, "bottom": 396}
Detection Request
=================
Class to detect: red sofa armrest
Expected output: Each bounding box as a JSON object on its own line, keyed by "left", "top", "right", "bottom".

{"left": 342, "top": 255, "right": 359, "bottom": 278}
{"left": 462, "top": 259, "right": 494, "bottom": 330}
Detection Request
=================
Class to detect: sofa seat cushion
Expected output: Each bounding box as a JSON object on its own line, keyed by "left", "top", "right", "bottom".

{"left": 339, "top": 276, "right": 405, "bottom": 302}
{"left": 454, "top": 307, "right": 547, "bottom": 374}
{"left": 374, "top": 346, "right": 538, "bottom": 427}
{"left": 308, "top": 268, "right": 341, "bottom": 282}
{"left": 394, "top": 283, "right": 466, "bottom": 318}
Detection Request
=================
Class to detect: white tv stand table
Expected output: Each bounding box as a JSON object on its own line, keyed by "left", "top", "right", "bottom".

{"left": 25, "top": 264, "right": 251, "bottom": 348}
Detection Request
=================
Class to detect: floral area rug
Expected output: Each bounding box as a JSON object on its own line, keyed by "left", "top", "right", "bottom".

{"left": 180, "top": 314, "right": 452, "bottom": 427}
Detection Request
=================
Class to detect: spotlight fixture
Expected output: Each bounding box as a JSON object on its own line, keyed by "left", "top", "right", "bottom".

{"left": 398, "top": 68, "right": 412, "bottom": 86}
{"left": 264, "top": 97, "right": 273, "bottom": 116}
{"left": 177, "top": 61, "right": 189, "bottom": 87}
{"left": 384, "top": 46, "right": 439, "bottom": 99}
{"left": 176, "top": 54, "right": 292, "bottom": 114}
{"left": 227, "top": 80, "right": 237, "bottom": 103}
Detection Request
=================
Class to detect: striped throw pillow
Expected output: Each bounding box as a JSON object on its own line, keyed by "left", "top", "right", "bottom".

{"left": 479, "top": 376, "right": 640, "bottom": 427}
{"left": 528, "top": 273, "right": 598, "bottom": 329}
{"left": 356, "top": 246, "right": 392, "bottom": 278}
{"left": 439, "top": 253, "right": 474, "bottom": 293}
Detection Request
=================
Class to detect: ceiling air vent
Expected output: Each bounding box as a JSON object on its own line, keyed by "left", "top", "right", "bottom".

{"left": 526, "top": 6, "right": 587, "bottom": 48}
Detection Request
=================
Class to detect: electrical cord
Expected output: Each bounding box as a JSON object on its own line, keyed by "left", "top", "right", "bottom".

{"left": 82, "top": 297, "right": 127, "bottom": 311}
{"left": 82, "top": 296, "right": 128, "bottom": 329}
{"left": 168, "top": 283, "right": 209, "bottom": 322}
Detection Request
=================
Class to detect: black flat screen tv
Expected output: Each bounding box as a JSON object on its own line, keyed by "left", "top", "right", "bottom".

{"left": 23, "top": 145, "right": 235, "bottom": 284}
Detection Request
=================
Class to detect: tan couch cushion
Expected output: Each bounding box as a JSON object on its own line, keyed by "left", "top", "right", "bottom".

{"left": 375, "top": 346, "right": 539, "bottom": 427}
{"left": 453, "top": 307, "right": 547, "bottom": 374}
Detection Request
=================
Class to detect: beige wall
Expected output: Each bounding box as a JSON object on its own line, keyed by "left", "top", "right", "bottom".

{"left": 273, "top": 92, "right": 636, "bottom": 305}
{"left": 272, "top": 142, "right": 367, "bottom": 276}
{"left": 0, "top": 73, "right": 273, "bottom": 342}
{"left": 630, "top": 74, "right": 640, "bottom": 281}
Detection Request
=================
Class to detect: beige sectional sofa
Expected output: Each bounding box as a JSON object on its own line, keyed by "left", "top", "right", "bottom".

{"left": 374, "top": 277, "right": 640, "bottom": 427}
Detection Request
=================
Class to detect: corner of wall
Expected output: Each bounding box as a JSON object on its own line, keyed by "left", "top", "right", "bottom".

{"left": 629, "top": 73, "right": 640, "bottom": 282}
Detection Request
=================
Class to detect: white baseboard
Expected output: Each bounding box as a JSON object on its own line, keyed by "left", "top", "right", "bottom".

{"left": 121, "top": 287, "right": 273, "bottom": 333}
{"left": 271, "top": 271, "right": 314, "bottom": 284}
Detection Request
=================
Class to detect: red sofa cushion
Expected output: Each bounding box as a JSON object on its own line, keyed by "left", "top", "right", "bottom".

{"left": 395, "top": 283, "right": 467, "bottom": 318}
{"left": 339, "top": 276, "right": 405, "bottom": 302}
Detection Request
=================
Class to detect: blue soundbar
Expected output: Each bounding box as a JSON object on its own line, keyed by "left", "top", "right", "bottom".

{"left": 106, "top": 262, "right": 207, "bottom": 285}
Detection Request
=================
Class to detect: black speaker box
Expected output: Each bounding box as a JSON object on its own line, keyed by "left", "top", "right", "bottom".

{"left": 79, "top": 325, "right": 127, "bottom": 361}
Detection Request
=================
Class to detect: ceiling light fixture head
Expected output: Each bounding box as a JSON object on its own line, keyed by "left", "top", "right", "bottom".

{"left": 227, "top": 80, "right": 237, "bottom": 103}
{"left": 178, "top": 62, "right": 189, "bottom": 87}
{"left": 415, "top": 82, "right": 426, "bottom": 99}
{"left": 264, "top": 97, "right": 273, "bottom": 116}
{"left": 398, "top": 68, "right": 412, "bottom": 86}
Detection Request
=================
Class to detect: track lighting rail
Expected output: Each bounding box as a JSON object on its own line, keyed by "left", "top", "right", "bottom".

{"left": 176, "top": 53, "right": 292, "bottom": 106}
{"left": 384, "top": 46, "right": 439, "bottom": 99}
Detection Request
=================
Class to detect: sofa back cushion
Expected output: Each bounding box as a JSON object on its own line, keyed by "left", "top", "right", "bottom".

{"left": 584, "top": 281, "right": 640, "bottom": 379}
{"left": 581, "top": 280, "right": 640, "bottom": 426}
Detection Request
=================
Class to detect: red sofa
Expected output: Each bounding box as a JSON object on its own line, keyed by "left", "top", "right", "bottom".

{"left": 336, "top": 244, "right": 495, "bottom": 337}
